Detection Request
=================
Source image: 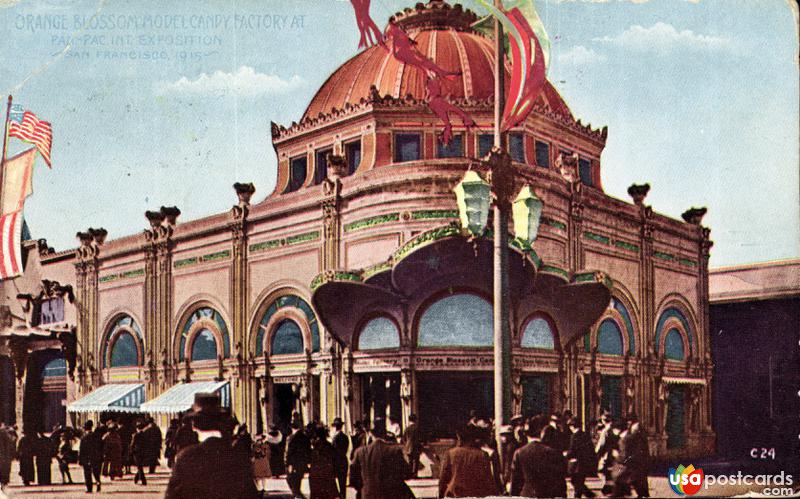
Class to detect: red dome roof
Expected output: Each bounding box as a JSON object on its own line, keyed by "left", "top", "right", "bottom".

{"left": 303, "top": 3, "right": 572, "bottom": 121}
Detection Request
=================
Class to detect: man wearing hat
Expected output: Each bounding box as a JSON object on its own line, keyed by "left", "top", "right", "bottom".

{"left": 284, "top": 418, "right": 312, "bottom": 498}
{"left": 330, "top": 417, "right": 349, "bottom": 498}
{"left": 612, "top": 415, "right": 650, "bottom": 498}
{"left": 498, "top": 425, "right": 519, "bottom": 492}
{"left": 510, "top": 416, "right": 567, "bottom": 498}
{"left": 164, "top": 393, "right": 259, "bottom": 499}
{"left": 438, "top": 424, "right": 498, "bottom": 498}
{"left": 350, "top": 417, "right": 413, "bottom": 499}
{"left": 402, "top": 413, "right": 422, "bottom": 478}
{"left": 566, "top": 417, "right": 597, "bottom": 498}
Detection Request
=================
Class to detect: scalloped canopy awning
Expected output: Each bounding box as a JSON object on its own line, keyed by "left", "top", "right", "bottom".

{"left": 311, "top": 224, "right": 612, "bottom": 350}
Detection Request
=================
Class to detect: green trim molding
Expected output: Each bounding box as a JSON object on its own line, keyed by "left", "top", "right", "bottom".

{"left": 173, "top": 249, "right": 232, "bottom": 269}
{"left": 542, "top": 217, "right": 567, "bottom": 230}
{"left": 653, "top": 251, "right": 675, "bottom": 261}
{"left": 614, "top": 240, "right": 640, "bottom": 253}
{"left": 310, "top": 270, "right": 363, "bottom": 291}
{"left": 344, "top": 213, "right": 400, "bottom": 232}
{"left": 583, "top": 231, "right": 611, "bottom": 245}
{"left": 99, "top": 268, "right": 145, "bottom": 283}
{"left": 410, "top": 209, "right": 458, "bottom": 220}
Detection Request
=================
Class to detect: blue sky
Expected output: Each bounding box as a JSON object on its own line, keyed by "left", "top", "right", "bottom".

{"left": 0, "top": 0, "right": 797, "bottom": 267}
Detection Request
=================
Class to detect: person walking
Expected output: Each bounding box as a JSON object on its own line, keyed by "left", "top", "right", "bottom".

{"left": 16, "top": 429, "right": 36, "bottom": 486}
{"left": 118, "top": 420, "right": 133, "bottom": 474}
{"left": 164, "top": 418, "right": 179, "bottom": 469}
{"left": 35, "top": 431, "right": 54, "bottom": 485}
{"left": 498, "top": 425, "right": 519, "bottom": 493}
{"left": 252, "top": 433, "right": 272, "bottom": 498}
{"left": 144, "top": 418, "right": 162, "bottom": 473}
{"left": 78, "top": 421, "right": 103, "bottom": 493}
{"left": 131, "top": 422, "right": 149, "bottom": 486}
{"left": 330, "top": 417, "right": 349, "bottom": 498}
{"left": 612, "top": 415, "right": 650, "bottom": 498}
{"left": 0, "top": 424, "right": 15, "bottom": 493}
{"left": 56, "top": 433, "right": 74, "bottom": 484}
{"left": 309, "top": 424, "right": 340, "bottom": 499}
{"left": 284, "top": 419, "right": 311, "bottom": 499}
{"left": 164, "top": 393, "right": 259, "bottom": 499}
{"left": 102, "top": 423, "right": 123, "bottom": 479}
{"left": 266, "top": 425, "right": 285, "bottom": 477}
{"left": 596, "top": 416, "right": 622, "bottom": 495}
{"left": 402, "top": 414, "right": 422, "bottom": 478}
{"left": 349, "top": 418, "right": 413, "bottom": 499}
{"left": 510, "top": 416, "right": 567, "bottom": 498}
{"left": 350, "top": 420, "right": 366, "bottom": 461}
{"left": 173, "top": 417, "right": 199, "bottom": 455}
{"left": 438, "top": 424, "right": 498, "bottom": 498}
{"left": 566, "top": 417, "right": 597, "bottom": 498}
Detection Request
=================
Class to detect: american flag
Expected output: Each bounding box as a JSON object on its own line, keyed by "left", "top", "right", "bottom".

{"left": 8, "top": 105, "right": 52, "bottom": 167}
{"left": 0, "top": 210, "right": 24, "bottom": 279}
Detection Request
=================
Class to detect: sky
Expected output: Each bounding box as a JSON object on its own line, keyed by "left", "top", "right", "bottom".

{"left": 0, "top": 0, "right": 797, "bottom": 268}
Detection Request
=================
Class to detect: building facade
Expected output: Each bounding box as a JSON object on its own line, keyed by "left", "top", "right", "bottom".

{"left": 1, "top": 0, "right": 715, "bottom": 459}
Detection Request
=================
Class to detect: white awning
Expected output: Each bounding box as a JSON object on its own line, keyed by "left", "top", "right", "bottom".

{"left": 139, "top": 381, "right": 230, "bottom": 415}
{"left": 67, "top": 383, "right": 145, "bottom": 413}
{"left": 663, "top": 376, "right": 706, "bottom": 385}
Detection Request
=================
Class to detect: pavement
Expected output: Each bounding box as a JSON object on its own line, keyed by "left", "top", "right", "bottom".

{"left": 2, "top": 460, "right": 798, "bottom": 498}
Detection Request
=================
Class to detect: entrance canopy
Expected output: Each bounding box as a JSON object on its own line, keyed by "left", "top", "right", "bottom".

{"left": 67, "top": 383, "right": 145, "bottom": 413}
{"left": 139, "top": 381, "right": 230, "bottom": 415}
{"left": 312, "top": 224, "right": 613, "bottom": 350}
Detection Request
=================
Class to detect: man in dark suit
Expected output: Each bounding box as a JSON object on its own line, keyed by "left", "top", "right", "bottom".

{"left": 143, "top": 417, "right": 162, "bottom": 473}
{"left": 330, "top": 417, "right": 350, "bottom": 498}
{"left": 612, "top": 415, "right": 650, "bottom": 498}
{"left": 349, "top": 418, "right": 413, "bottom": 499}
{"left": 78, "top": 420, "right": 104, "bottom": 493}
{"left": 438, "top": 423, "right": 498, "bottom": 498}
{"left": 566, "top": 417, "right": 597, "bottom": 498}
{"left": 165, "top": 393, "right": 258, "bottom": 499}
{"left": 131, "top": 422, "right": 149, "bottom": 486}
{"left": 402, "top": 413, "right": 422, "bottom": 477}
{"left": 284, "top": 419, "right": 312, "bottom": 499}
{"left": 511, "top": 416, "right": 567, "bottom": 498}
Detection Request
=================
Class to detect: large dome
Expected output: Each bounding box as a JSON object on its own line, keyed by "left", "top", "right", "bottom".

{"left": 303, "top": 1, "right": 572, "bottom": 121}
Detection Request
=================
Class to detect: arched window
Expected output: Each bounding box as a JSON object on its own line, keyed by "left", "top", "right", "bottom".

{"left": 358, "top": 317, "right": 400, "bottom": 350}
{"left": 655, "top": 306, "right": 693, "bottom": 356}
{"left": 521, "top": 317, "right": 555, "bottom": 349}
{"left": 255, "top": 295, "right": 320, "bottom": 355}
{"left": 418, "top": 293, "right": 493, "bottom": 347}
{"left": 271, "top": 319, "right": 304, "bottom": 355}
{"left": 665, "top": 329, "right": 685, "bottom": 361}
{"left": 191, "top": 329, "right": 218, "bottom": 362}
{"left": 110, "top": 331, "right": 139, "bottom": 367}
{"left": 597, "top": 319, "right": 624, "bottom": 355}
{"left": 102, "top": 315, "right": 143, "bottom": 368}
{"left": 178, "top": 306, "right": 230, "bottom": 361}
{"left": 611, "top": 298, "right": 636, "bottom": 355}
{"left": 42, "top": 358, "right": 67, "bottom": 378}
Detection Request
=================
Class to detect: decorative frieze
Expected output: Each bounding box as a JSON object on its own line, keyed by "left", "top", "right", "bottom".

{"left": 542, "top": 217, "right": 567, "bottom": 231}
{"left": 98, "top": 268, "right": 145, "bottom": 283}
{"left": 583, "top": 231, "right": 610, "bottom": 245}
{"left": 344, "top": 213, "right": 400, "bottom": 232}
{"left": 173, "top": 250, "right": 231, "bottom": 269}
{"left": 249, "top": 231, "right": 321, "bottom": 254}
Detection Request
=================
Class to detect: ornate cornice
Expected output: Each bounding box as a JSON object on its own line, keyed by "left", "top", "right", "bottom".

{"left": 271, "top": 86, "right": 605, "bottom": 145}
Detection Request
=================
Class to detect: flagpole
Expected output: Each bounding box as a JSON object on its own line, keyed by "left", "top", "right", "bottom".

{"left": 0, "top": 95, "right": 12, "bottom": 210}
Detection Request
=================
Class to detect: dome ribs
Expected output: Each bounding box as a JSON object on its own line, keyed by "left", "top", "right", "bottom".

{"left": 448, "top": 29, "right": 472, "bottom": 99}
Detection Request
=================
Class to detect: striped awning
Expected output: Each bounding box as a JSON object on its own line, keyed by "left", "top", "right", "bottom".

{"left": 139, "top": 381, "right": 230, "bottom": 415}
{"left": 663, "top": 376, "right": 707, "bottom": 385}
{"left": 67, "top": 383, "right": 145, "bottom": 413}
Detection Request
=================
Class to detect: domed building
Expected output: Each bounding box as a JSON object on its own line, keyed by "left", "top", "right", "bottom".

{"left": 1, "top": 0, "right": 715, "bottom": 461}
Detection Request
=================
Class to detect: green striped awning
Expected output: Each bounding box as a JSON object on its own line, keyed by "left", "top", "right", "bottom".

{"left": 67, "top": 383, "right": 144, "bottom": 413}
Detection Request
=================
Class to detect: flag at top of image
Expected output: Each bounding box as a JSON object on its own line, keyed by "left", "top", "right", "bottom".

{"left": 8, "top": 104, "right": 52, "bottom": 167}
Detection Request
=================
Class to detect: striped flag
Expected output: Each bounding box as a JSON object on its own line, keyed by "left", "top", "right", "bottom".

{"left": 1, "top": 148, "right": 36, "bottom": 214}
{"left": 8, "top": 105, "right": 52, "bottom": 167}
{"left": 0, "top": 210, "right": 24, "bottom": 279}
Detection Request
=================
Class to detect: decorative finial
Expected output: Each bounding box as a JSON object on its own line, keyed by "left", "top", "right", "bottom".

{"left": 627, "top": 183, "right": 650, "bottom": 205}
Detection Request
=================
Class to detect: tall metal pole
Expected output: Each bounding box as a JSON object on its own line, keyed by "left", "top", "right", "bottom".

{"left": 492, "top": 0, "right": 512, "bottom": 443}
{"left": 0, "top": 95, "right": 13, "bottom": 208}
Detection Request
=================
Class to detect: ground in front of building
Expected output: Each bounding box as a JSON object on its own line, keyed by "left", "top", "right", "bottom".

{"left": 2, "top": 461, "right": 797, "bottom": 498}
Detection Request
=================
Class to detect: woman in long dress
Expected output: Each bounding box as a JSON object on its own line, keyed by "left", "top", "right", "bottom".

{"left": 102, "top": 424, "right": 123, "bottom": 479}
{"left": 16, "top": 430, "right": 35, "bottom": 486}
{"left": 252, "top": 434, "right": 272, "bottom": 497}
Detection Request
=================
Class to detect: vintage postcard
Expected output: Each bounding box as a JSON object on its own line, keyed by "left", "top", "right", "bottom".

{"left": 0, "top": 0, "right": 797, "bottom": 498}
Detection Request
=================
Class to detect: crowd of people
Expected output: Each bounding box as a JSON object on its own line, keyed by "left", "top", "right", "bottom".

{"left": 0, "top": 403, "right": 650, "bottom": 498}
